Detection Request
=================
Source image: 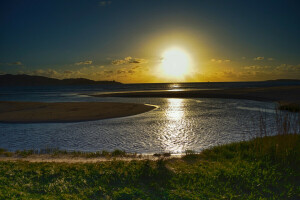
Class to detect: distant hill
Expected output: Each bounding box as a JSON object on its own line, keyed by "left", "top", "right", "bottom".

{"left": 265, "top": 79, "right": 300, "bottom": 82}
{"left": 0, "top": 74, "right": 121, "bottom": 86}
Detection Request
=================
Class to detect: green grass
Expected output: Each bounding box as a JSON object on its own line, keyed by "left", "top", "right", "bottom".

{"left": 1, "top": 134, "right": 299, "bottom": 199}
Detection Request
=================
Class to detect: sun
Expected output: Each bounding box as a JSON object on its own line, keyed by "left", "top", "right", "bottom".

{"left": 161, "top": 47, "right": 191, "bottom": 79}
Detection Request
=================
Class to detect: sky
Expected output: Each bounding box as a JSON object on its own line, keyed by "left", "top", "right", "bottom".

{"left": 0, "top": 0, "right": 300, "bottom": 83}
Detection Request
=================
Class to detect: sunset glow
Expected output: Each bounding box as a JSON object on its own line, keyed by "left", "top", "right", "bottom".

{"left": 0, "top": 0, "right": 299, "bottom": 83}
{"left": 161, "top": 47, "right": 192, "bottom": 80}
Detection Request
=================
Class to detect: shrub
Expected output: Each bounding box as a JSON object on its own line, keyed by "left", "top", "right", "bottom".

{"left": 111, "top": 149, "right": 126, "bottom": 157}
{"left": 163, "top": 152, "right": 171, "bottom": 157}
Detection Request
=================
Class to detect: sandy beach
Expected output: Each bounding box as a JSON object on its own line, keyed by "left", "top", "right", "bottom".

{"left": 0, "top": 101, "right": 156, "bottom": 123}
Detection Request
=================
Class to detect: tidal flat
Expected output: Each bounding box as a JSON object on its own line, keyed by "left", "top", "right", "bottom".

{"left": 0, "top": 101, "right": 155, "bottom": 123}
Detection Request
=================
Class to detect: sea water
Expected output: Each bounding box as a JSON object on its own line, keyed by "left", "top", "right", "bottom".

{"left": 0, "top": 82, "right": 295, "bottom": 153}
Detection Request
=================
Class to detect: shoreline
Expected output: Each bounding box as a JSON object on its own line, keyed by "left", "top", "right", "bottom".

{"left": 0, "top": 101, "right": 156, "bottom": 123}
{"left": 90, "top": 85, "right": 300, "bottom": 102}
{"left": 0, "top": 148, "right": 179, "bottom": 163}
{"left": 90, "top": 85, "right": 300, "bottom": 110}
{"left": 0, "top": 154, "right": 180, "bottom": 163}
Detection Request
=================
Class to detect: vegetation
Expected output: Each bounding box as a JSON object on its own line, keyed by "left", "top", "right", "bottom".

{"left": 0, "top": 148, "right": 137, "bottom": 158}
{"left": 0, "top": 134, "right": 299, "bottom": 199}
{"left": 278, "top": 102, "right": 300, "bottom": 112}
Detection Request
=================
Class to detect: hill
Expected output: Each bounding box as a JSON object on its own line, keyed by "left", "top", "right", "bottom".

{"left": 0, "top": 74, "right": 121, "bottom": 86}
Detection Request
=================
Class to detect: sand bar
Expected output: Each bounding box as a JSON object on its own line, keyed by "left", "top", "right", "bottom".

{"left": 0, "top": 101, "right": 156, "bottom": 123}
{"left": 91, "top": 86, "right": 300, "bottom": 105}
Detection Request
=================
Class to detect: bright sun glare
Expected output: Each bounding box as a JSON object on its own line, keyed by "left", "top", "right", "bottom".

{"left": 161, "top": 47, "right": 191, "bottom": 79}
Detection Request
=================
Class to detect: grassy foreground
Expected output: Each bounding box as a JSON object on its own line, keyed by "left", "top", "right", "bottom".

{"left": 0, "top": 134, "right": 299, "bottom": 200}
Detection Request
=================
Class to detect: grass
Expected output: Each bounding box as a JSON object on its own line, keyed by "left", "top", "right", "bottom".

{"left": 0, "top": 134, "right": 299, "bottom": 199}
{"left": 278, "top": 101, "right": 300, "bottom": 112}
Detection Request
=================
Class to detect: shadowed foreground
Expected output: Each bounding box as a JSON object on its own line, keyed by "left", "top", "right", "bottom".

{"left": 0, "top": 101, "right": 156, "bottom": 123}
{"left": 0, "top": 134, "right": 299, "bottom": 199}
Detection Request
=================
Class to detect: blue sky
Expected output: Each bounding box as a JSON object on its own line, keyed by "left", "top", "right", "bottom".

{"left": 0, "top": 0, "right": 299, "bottom": 82}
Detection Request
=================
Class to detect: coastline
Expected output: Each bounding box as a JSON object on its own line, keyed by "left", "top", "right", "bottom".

{"left": 90, "top": 85, "right": 300, "bottom": 111}
{"left": 90, "top": 85, "right": 300, "bottom": 103}
{"left": 0, "top": 101, "right": 156, "bottom": 123}
{"left": 0, "top": 153, "right": 177, "bottom": 163}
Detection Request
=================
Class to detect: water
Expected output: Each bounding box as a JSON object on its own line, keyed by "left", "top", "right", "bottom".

{"left": 1, "top": 80, "right": 299, "bottom": 102}
{"left": 0, "top": 82, "right": 281, "bottom": 153}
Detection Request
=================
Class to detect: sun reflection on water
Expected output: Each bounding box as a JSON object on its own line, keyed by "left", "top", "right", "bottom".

{"left": 165, "top": 98, "right": 184, "bottom": 120}
{"left": 160, "top": 98, "right": 189, "bottom": 153}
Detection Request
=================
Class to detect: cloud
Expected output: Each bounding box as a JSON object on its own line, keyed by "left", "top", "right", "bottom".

{"left": 112, "top": 56, "right": 148, "bottom": 65}
{"left": 130, "top": 58, "right": 148, "bottom": 64}
{"left": 275, "top": 64, "right": 300, "bottom": 72}
{"left": 22, "top": 64, "right": 117, "bottom": 81}
{"left": 30, "top": 69, "right": 59, "bottom": 78}
{"left": 10, "top": 61, "right": 23, "bottom": 65}
{"left": 117, "top": 69, "right": 126, "bottom": 74}
{"left": 210, "top": 59, "right": 230, "bottom": 63}
{"left": 99, "top": 1, "right": 112, "bottom": 6}
{"left": 244, "top": 65, "right": 271, "bottom": 70}
{"left": 254, "top": 57, "right": 264, "bottom": 61}
{"left": 75, "top": 60, "right": 93, "bottom": 65}
{"left": 103, "top": 70, "right": 113, "bottom": 74}
{"left": 124, "top": 56, "right": 132, "bottom": 61}
{"left": 243, "top": 64, "right": 300, "bottom": 74}
{"left": 0, "top": 61, "right": 23, "bottom": 66}
{"left": 267, "top": 58, "right": 274, "bottom": 61}
{"left": 112, "top": 59, "right": 126, "bottom": 65}
{"left": 193, "top": 62, "right": 300, "bottom": 82}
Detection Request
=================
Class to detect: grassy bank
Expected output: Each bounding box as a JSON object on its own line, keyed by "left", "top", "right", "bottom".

{"left": 0, "top": 148, "right": 132, "bottom": 158}
{"left": 278, "top": 101, "right": 300, "bottom": 112}
{"left": 0, "top": 134, "right": 299, "bottom": 199}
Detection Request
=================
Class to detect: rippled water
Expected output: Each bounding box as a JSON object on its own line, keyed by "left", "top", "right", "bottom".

{"left": 0, "top": 95, "right": 278, "bottom": 153}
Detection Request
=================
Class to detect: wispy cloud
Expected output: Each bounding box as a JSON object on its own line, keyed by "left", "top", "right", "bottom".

{"left": 243, "top": 65, "right": 271, "bottom": 70}
{"left": 99, "top": 0, "right": 112, "bottom": 7}
{"left": 267, "top": 58, "right": 274, "bottom": 61}
{"left": 112, "top": 56, "right": 148, "bottom": 65}
{"left": 0, "top": 61, "right": 23, "bottom": 66}
{"left": 210, "top": 58, "right": 230, "bottom": 63}
{"left": 254, "top": 56, "right": 264, "bottom": 61}
{"left": 75, "top": 60, "right": 93, "bottom": 65}
{"left": 201, "top": 64, "right": 300, "bottom": 82}
{"left": 30, "top": 69, "right": 59, "bottom": 78}
{"left": 275, "top": 64, "right": 300, "bottom": 72}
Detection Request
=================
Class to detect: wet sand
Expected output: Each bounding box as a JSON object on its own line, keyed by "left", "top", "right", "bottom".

{"left": 91, "top": 85, "right": 300, "bottom": 105}
{"left": 0, "top": 101, "right": 156, "bottom": 123}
